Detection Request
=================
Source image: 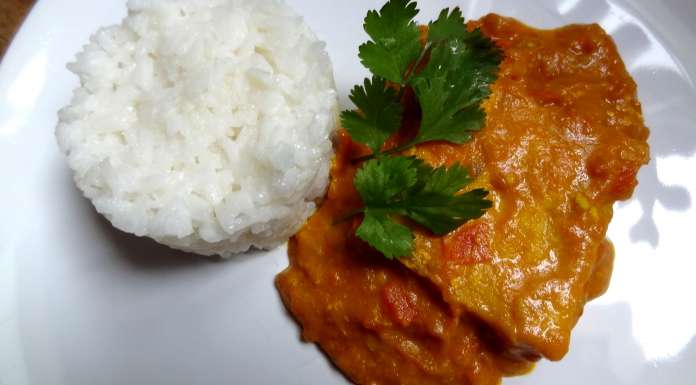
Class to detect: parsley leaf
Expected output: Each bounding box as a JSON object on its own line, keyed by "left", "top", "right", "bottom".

{"left": 358, "top": 0, "right": 422, "bottom": 83}
{"left": 408, "top": 32, "right": 502, "bottom": 146}
{"left": 340, "top": 77, "right": 404, "bottom": 153}
{"left": 354, "top": 156, "right": 491, "bottom": 257}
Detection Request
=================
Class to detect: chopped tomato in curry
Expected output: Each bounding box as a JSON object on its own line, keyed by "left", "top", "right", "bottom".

{"left": 276, "top": 14, "right": 649, "bottom": 385}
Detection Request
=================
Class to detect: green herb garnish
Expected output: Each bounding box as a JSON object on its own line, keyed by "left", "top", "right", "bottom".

{"left": 342, "top": 77, "right": 403, "bottom": 154}
{"left": 353, "top": 156, "right": 492, "bottom": 259}
{"left": 358, "top": 0, "right": 422, "bottom": 84}
{"left": 339, "top": 0, "right": 502, "bottom": 258}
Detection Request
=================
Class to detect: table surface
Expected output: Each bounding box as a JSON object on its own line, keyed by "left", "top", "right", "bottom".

{"left": 0, "top": 0, "right": 35, "bottom": 58}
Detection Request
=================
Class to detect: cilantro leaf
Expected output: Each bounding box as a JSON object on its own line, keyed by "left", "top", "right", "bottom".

{"left": 420, "top": 162, "right": 472, "bottom": 195}
{"left": 341, "top": 77, "right": 404, "bottom": 153}
{"left": 356, "top": 213, "right": 413, "bottom": 259}
{"left": 354, "top": 155, "right": 420, "bottom": 204}
{"left": 353, "top": 156, "right": 491, "bottom": 257}
{"left": 409, "top": 32, "right": 502, "bottom": 146}
{"left": 405, "top": 187, "right": 491, "bottom": 235}
{"left": 406, "top": 161, "right": 491, "bottom": 235}
{"left": 359, "top": 0, "right": 422, "bottom": 83}
{"left": 340, "top": 1, "right": 502, "bottom": 260}
{"left": 428, "top": 7, "right": 467, "bottom": 44}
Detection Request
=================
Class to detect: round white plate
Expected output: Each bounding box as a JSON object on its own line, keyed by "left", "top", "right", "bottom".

{"left": 1, "top": 1, "right": 695, "bottom": 384}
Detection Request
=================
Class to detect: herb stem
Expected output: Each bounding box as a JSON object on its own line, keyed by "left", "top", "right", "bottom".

{"left": 381, "top": 140, "right": 418, "bottom": 156}
{"left": 352, "top": 152, "right": 379, "bottom": 163}
{"left": 332, "top": 208, "right": 365, "bottom": 225}
{"left": 351, "top": 43, "right": 432, "bottom": 164}
{"left": 351, "top": 139, "right": 419, "bottom": 162}
{"left": 401, "top": 42, "right": 431, "bottom": 85}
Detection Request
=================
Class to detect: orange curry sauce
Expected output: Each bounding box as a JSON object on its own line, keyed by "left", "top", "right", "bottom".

{"left": 276, "top": 14, "right": 649, "bottom": 385}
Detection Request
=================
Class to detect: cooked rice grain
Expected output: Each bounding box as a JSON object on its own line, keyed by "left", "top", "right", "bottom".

{"left": 57, "top": 0, "right": 338, "bottom": 256}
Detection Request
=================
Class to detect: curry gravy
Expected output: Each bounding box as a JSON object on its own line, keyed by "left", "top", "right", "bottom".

{"left": 277, "top": 14, "right": 649, "bottom": 385}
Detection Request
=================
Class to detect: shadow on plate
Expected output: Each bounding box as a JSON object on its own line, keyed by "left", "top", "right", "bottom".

{"left": 592, "top": 4, "right": 696, "bottom": 248}
{"left": 507, "top": 301, "right": 696, "bottom": 385}
{"left": 624, "top": 63, "right": 696, "bottom": 247}
{"left": 86, "top": 198, "right": 266, "bottom": 272}
{"left": 93, "top": 212, "right": 215, "bottom": 268}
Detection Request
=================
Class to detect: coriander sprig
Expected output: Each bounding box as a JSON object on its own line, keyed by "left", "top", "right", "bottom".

{"left": 339, "top": 0, "right": 501, "bottom": 258}
{"left": 358, "top": 0, "right": 422, "bottom": 84}
{"left": 342, "top": 77, "right": 403, "bottom": 154}
{"left": 353, "top": 156, "right": 492, "bottom": 259}
{"left": 342, "top": 3, "right": 502, "bottom": 160}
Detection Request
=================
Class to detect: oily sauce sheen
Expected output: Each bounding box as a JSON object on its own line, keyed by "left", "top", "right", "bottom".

{"left": 276, "top": 14, "right": 649, "bottom": 385}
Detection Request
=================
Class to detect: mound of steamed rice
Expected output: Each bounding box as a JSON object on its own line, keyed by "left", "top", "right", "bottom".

{"left": 56, "top": 0, "right": 338, "bottom": 257}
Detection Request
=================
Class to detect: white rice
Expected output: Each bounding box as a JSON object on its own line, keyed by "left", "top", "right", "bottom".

{"left": 56, "top": 0, "right": 338, "bottom": 257}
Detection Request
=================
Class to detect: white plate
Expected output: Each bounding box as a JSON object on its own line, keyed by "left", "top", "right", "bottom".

{"left": 1, "top": 1, "right": 695, "bottom": 384}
